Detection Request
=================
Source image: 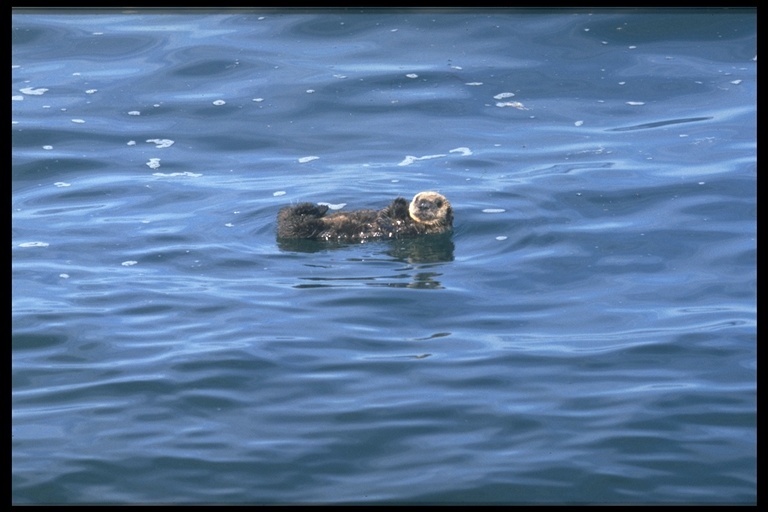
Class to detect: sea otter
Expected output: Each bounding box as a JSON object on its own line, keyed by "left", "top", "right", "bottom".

{"left": 276, "top": 191, "right": 453, "bottom": 242}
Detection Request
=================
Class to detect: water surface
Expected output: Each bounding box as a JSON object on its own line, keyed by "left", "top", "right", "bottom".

{"left": 12, "top": 9, "right": 756, "bottom": 504}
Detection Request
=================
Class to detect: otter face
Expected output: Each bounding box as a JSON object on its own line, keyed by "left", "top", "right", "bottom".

{"left": 408, "top": 191, "right": 453, "bottom": 227}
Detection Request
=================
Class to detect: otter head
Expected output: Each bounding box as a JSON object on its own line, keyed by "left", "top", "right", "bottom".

{"left": 408, "top": 191, "right": 453, "bottom": 228}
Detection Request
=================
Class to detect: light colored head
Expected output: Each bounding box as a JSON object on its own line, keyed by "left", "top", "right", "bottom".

{"left": 408, "top": 191, "right": 453, "bottom": 227}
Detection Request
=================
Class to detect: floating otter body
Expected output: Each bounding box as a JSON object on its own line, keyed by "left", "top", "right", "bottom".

{"left": 277, "top": 191, "right": 453, "bottom": 242}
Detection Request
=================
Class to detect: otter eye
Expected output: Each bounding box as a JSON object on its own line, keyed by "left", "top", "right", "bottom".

{"left": 435, "top": 200, "right": 443, "bottom": 208}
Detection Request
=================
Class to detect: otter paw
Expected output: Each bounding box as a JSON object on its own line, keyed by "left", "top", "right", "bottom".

{"left": 293, "top": 203, "right": 329, "bottom": 217}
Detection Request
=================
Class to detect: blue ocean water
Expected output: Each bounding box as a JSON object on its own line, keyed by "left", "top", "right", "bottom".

{"left": 12, "top": 9, "right": 756, "bottom": 504}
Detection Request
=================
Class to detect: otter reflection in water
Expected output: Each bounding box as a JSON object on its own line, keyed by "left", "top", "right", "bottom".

{"left": 276, "top": 191, "right": 453, "bottom": 242}
{"left": 277, "top": 232, "right": 455, "bottom": 263}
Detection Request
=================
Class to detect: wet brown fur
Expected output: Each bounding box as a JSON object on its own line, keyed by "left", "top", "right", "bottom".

{"left": 277, "top": 191, "right": 452, "bottom": 242}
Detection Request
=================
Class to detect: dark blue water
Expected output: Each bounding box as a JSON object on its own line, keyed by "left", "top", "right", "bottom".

{"left": 12, "top": 9, "right": 756, "bottom": 504}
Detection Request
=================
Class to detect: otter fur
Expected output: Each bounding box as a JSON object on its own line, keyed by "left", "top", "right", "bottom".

{"left": 277, "top": 191, "right": 453, "bottom": 242}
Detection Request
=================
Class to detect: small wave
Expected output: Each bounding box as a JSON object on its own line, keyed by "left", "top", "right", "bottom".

{"left": 608, "top": 116, "right": 712, "bottom": 132}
